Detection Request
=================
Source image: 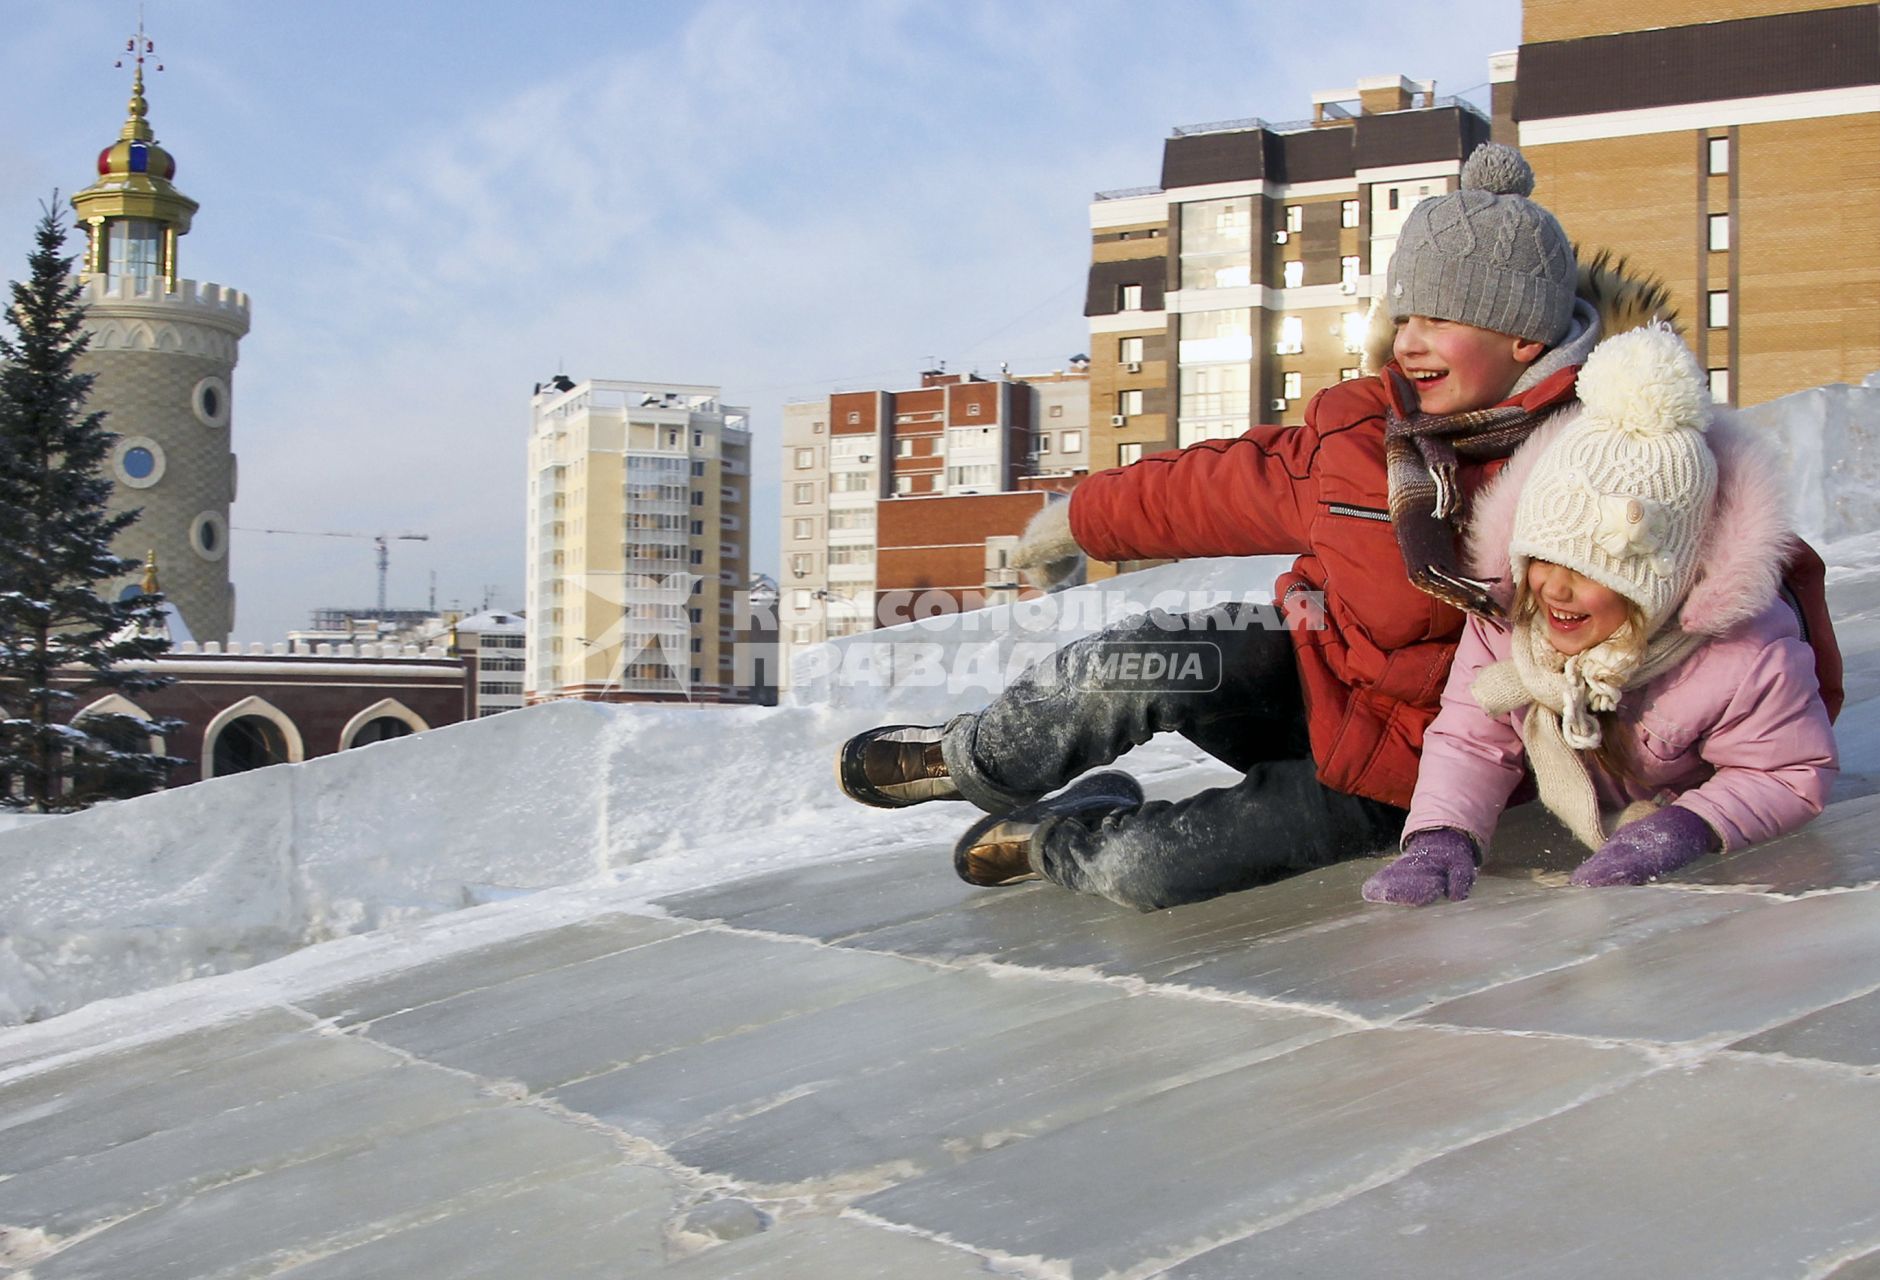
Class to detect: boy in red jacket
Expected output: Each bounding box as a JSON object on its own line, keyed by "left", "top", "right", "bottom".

{"left": 840, "top": 144, "right": 1608, "bottom": 910}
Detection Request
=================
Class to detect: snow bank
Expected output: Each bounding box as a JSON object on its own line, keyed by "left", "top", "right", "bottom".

{"left": 0, "top": 559, "right": 1280, "bottom": 1025}
{"left": 1738, "top": 371, "right": 1880, "bottom": 545}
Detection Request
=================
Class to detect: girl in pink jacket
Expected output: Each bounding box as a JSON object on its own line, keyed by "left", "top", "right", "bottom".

{"left": 1364, "top": 325, "right": 1837, "bottom": 905}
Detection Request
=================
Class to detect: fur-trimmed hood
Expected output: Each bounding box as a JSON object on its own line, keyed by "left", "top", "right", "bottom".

{"left": 1462, "top": 386, "right": 1794, "bottom": 641}
{"left": 1362, "top": 247, "right": 1679, "bottom": 377}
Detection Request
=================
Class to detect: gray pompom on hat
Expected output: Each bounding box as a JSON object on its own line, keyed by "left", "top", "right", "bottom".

{"left": 1386, "top": 142, "right": 1577, "bottom": 346}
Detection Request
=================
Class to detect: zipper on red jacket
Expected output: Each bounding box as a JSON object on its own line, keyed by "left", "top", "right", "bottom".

{"left": 1325, "top": 502, "right": 1390, "bottom": 522}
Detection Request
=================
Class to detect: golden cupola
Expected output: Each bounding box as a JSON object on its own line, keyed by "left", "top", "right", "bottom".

{"left": 70, "top": 57, "right": 198, "bottom": 288}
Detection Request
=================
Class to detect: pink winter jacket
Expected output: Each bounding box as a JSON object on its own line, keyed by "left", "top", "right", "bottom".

{"left": 1405, "top": 408, "right": 1839, "bottom": 854}
{"left": 1406, "top": 603, "right": 1837, "bottom": 852}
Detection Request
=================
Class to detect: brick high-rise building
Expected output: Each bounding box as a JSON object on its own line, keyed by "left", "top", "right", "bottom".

{"left": 1501, "top": 1, "right": 1880, "bottom": 405}
{"left": 1085, "top": 77, "right": 1491, "bottom": 474}
{"left": 778, "top": 366, "right": 1088, "bottom": 685}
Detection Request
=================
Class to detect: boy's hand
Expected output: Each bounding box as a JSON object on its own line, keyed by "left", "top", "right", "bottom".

{"left": 1571, "top": 806, "right": 1719, "bottom": 886}
{"left": 1011, "top": 501, "right": 1085, "bottom": 590}
{"left": 1362, "top": 828, "right": 1478, "bottom": 906}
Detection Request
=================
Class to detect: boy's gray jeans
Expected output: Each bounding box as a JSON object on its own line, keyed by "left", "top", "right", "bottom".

{"left": 939, "top": 605, "right": 1406, "bottom": 911}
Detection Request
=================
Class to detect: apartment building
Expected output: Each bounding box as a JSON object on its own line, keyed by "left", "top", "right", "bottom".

{"left": 450, "top": 609, "right": 528, "bottom": 718}
{"left": 779, "top": 366, "right": 1089, "bottom": 682}
{"left": 1503, "top": 1, "right": 1879, "bottom": 405}
{"left": 525, "top": 377, "right": 756, "bottom": 704}
{"left": 1086, "top": 76, "right": 1491, "bottom": 473}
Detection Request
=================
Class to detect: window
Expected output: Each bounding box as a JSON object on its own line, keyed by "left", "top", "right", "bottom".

{"left": 1387, "top": 187, "right": 1400, "bottom": 211}
{"left": 690, "top": 549, "right": 704, "bottom": 565}
{"left": 1341, "top": 199, "right": 1360, "bottom": 228}
{"left": 1340, "top": 367, "right": 1362, "bottom": 381}
{"left": 1708, "top": 213, "right": 1730, "bottom": 252}
{"left": 692, "top": 607, "right": 705, "bottom": 622}
{"left": 1708, "top": 135, "right": 1730, "bottom": 175}
{"left": 1036, "top": 434, "right": 1051, "bottom": 454}
{"left": 793, "top": 482, "right": 814, "bottom": 504}
{"left": 1119, "top": 336, "right": 1144, "bottom": 364}
{"left": 1281, "top": 371, "right": 1303, "bottom": 400}
{"left": 966, "top": 402, "right": 982, "bottom": 418}
{"left": 846, "top": 410, "right": 861, "bottom": 425}
{"left": 790, "top": 624, "right": 814, "bottom": 644}
{"left": 829, "top": 508, "right": 875, "bottom": 531}
{"left": 828, "top": 544, "right": 875, "bottom": 565}
{"left": 812, "top": 420, "right": 825, "bottom": 434}
{"left": 1707, "top": 290, "right": 1730, "bottom": 329}
{"left": 789, "top": 552, "right": 813, "bottom": 576}
{"left": 1181, "top": 196, "right": 1253, "bottom": 288}
{"left": 791, "top": 517, "right": 812, "bottom": 539}
{"left": 691, "top": 668, "right": 701, "bottom": 683}
{"left": 1119, "top": 282, "right": 1143, "bottom": 310}
{"left": 1340, "top": 256, "right": 1360, "bottom": 294}
{"left": 690, "top": 461, "right": 706, "bottom": 477}
{"left": 693, "top": 431, "right": 703, "bottom": 447}
{"left": 691, "top": 637, "right": 703, "bottom": 653}
{"left": 896, "top": 438, "right": 915, "bottom": 457}
{"left": 1119, "top": 442, "right": 1143, "bottom": 465}
{"left": 794, "top": 448, "right": 814, "bottom": 469}
{"left": 1276, "top": 316, "right": 1304, "bottom": 355}
{"left": 1118, "top": 389, "right": 1143, "bottom": 416}
{"left": 893, "top": 474, "right": 913, "bottom": 494}
{"left": 1061, "top": 431, "right": 1082, "bottom": 452}
{"left": 1283, "top": 260, "right": 1305, "bottom": 289}
{"left": 1285, "top": 204, "right": 1303, "bottom": 233}
{"left": 1049, "top": 404, "right": 1064, "bottom": 417}
{"left": 692, "top": 491, "right": 704, "bottom": 507}
{"left": 1708, "top": 368, "right": 1731, "bottom": 403}
{"left": 1341, "top": 310, "right": 1367, "bottom": 354}
{"left": 946, "top": 464, "right": 998, "bottom": 489}
{"left": 694, "top": 519, "right": 708, "bottom": 536}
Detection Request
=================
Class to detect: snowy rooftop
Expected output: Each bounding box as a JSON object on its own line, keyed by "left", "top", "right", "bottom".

{"left": 2, "top": 384, "right": 1878, "bottom": 1277}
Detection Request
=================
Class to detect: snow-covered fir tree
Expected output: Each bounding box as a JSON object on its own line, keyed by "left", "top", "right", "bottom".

{"left": 0, "top": 205, "right": 179, "bottom": 811}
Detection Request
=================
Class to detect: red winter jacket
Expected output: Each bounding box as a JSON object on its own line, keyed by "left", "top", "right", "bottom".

{"left": 1067, "top": 365, "right": 1582, "bottom": 809}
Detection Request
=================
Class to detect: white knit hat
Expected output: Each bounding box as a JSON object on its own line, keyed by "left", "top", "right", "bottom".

{"left": 1509, "top": 324, "right": 1718, "bottom": 636}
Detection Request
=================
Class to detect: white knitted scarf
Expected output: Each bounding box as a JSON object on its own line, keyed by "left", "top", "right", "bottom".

{"left": 1471, "top": 618, "right": 1701, "bottom": 849}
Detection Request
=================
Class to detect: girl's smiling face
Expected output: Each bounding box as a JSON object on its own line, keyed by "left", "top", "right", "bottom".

{"left": 1393, "top": 315, "right": 1545, "bottom": 416}
{"left": 1527, "top": 559, "right": 1632, "bottom": 656}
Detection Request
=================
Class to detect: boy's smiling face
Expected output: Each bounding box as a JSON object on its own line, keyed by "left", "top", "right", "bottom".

{"left": 1393, "top": 316, "right": 1546, "bottom": 415}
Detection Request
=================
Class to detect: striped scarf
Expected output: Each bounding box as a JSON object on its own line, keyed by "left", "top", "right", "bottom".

{"left": 1383, "top": 367, "right": 1561, "bottom": 618}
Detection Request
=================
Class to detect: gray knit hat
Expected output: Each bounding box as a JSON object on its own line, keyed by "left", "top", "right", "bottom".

{"left": 1387, "top": 143, "right": 1577, "bottom": 345}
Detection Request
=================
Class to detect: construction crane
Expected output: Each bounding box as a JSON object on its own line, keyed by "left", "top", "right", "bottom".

{"left": 236, "top": 527, "right": 430, "bottom": 615}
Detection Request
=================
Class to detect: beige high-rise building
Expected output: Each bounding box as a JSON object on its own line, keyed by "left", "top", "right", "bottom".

{"left": 525, "top": 378, "right": 755, "bottom": 704}
{"left": 1502, "top": 0, "right": 1879, "bottom": 405}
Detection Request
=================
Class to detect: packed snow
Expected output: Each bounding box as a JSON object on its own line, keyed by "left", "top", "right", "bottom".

{"left": 0, "top": 373, "right": 1875, "bottom": 1028}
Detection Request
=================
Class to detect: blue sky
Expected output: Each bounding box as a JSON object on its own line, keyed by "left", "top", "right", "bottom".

{"left": 1, "top": 1, "right": 1520, "bottom": 640}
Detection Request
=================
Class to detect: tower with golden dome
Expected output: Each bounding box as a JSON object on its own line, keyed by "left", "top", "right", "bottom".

{"left": 69, "top": 32, "right": 248, "bottom": 644}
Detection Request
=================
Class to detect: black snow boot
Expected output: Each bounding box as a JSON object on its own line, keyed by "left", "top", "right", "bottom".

{"left": 953, "top": 771, "right": 1144, "bottom": 887}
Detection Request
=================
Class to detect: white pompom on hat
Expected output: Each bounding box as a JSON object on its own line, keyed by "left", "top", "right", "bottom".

{"left": 1508, "top": 324, "right": 1719, "bottom": 636}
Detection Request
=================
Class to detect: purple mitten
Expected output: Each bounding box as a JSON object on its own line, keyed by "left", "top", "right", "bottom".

{"left": 1571, "top": 805, "right": 1720, "bottom": 886}
{"left": 1362, "top": 828, "right": 1478, "bottom": 906}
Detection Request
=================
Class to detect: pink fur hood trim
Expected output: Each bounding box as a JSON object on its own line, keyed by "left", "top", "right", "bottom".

{"left": 1464, "top": 409, "right": 1794, "bottom": 638}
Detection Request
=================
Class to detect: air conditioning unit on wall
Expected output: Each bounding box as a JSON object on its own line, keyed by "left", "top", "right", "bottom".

{"left": 1124, "top": 361, "right": 1143, "bottom": 373}
{"left": 1270, "top": 398, "right": 1288, "bottom": 411}
{"left": 1110, "top": 414, "right": 1127, "bottom": 427}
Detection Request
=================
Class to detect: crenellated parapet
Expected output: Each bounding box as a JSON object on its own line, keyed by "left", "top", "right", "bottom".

{"left": 76, "top": 274, "right": 251, "bottom": 363}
